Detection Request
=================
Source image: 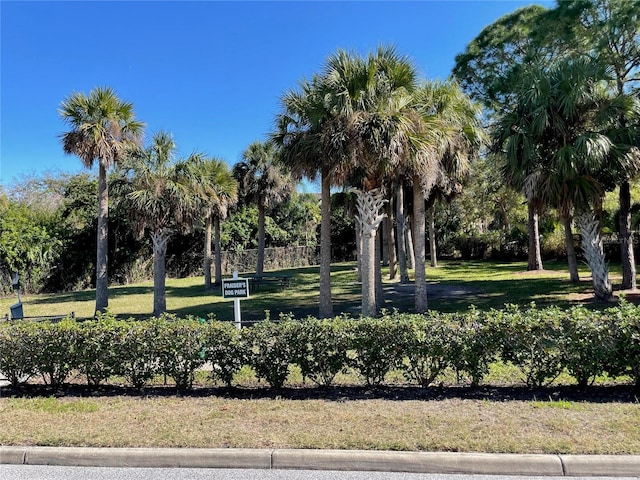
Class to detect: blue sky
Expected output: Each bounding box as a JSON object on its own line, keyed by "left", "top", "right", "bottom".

{"left": 1, "top": 0, "right": 552, "bottom": 189}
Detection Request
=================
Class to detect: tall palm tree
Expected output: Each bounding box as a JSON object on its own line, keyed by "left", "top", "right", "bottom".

{"left": 190, "top": 157, "right": 238, "bottom": 290}
{"left": 274, "top": 75, "right": 351, "bottom": 318}
{"left": 277, "top": 46, "right": 418, "bottom": 317}
{"left": 321, "top": 46, "right": 420, "bottom": 317}
{"left": 117, "top": 131, "right": 200, "bottom": 316}
{"left": 408, "top": 80, "right": 485, "bottom": 313}
{"left": 59, "top": 86, "right": 144, "bottom": 313}
{"left": 234, "top": 141, "right": 294, "bottom": 277}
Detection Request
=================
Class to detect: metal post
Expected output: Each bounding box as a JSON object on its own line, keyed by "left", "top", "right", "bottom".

{"left": 232, "top": 271, "right": 242, "bottom": 329}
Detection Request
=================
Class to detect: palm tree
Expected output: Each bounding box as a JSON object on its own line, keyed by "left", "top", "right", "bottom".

{"left": 234, "top": 141, "right": 294, "bottom": 277}
{"left": 495, "top": 58, "right": 640, "bottom": 299}
{"left": 408, "top": 80, "right": 485, "bottom": 313}
{"left": 190, "top": 157, "right": 238, "bottom": 290}
{"left": 274, "top": 75, "right": 351, "bottom": 318}
{"left": 59, "top": 86, "right": 144, "bottom": 313}
{"left": 117, "top": 131, "right": 200, "bottom": 316}
{"left": 321, "top": 46, "right": 420, "bottom": 317}
{"left": 279, "top": 44, "right": 418, "bottom": 316}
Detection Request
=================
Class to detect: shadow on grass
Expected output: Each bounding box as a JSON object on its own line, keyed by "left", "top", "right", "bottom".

{"left": 4, "top": 383, "right": 637, "bottom": 404}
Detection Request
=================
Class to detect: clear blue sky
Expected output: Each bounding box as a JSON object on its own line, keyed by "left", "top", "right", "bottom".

{"left": 1, "top": 0, "right": 552, "bottom": 189}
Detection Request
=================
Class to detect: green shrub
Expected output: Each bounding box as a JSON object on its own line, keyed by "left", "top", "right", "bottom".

{"left": 155, "top": 315, "right": 207, "bottom": 390}
{"left": 245, "top": 316, "right": 296, "bottom": 388}
{"left": 76, "top": 312, "right": 126, "bottom": 386}
{"left": 497, "top": 304, "right": 565, "bottom": 387}
{"left": 347, "top": 316, "right": 407, "bottom": 386}
{"left": 398, "top": 312, "right": 454, "bottom": 387}
{"left": 30, "top": 318, "right": 80, "bottom": 387}
{"left": 560, "top": 306, "right": 616, "bottom": 388}
{"left": 611, "top": 299, "right": 640, "bottom": 387}
{"left": 0, "top": 320, "right": 38, "bottom": 386}
{"left": 449, "top": 308, "right": 499, "bottom": 387}
{"left": 203, "top": 319, "right": 248, "bottom": 387}
{"left": 117, "top": 319, "right": 162, "bottom": 388}
{"left": 289, "top": 316, "right": 350, "bottom": 387}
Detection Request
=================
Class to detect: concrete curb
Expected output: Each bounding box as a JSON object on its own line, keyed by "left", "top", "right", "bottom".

{"left": 272, "top": 450, "right": 564, "bottom": 475}
{"left": 2, "top": 447, "right": 640, "bottom": 476}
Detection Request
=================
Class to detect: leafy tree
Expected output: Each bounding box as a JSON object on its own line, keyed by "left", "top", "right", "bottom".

{"left": 234, "top": 141, "right": 294, "bottom": 277}
{"left": 59, "top": 87, "right": 144, "bottom": 313}
{"left": 116, "top": 131, "right": 199, "bottom": 316}
{"left": 0, "top": 201, "right": 61, "bottom": 293}
{"left": 453, "top": 5, "right": 558, "bottom": 272}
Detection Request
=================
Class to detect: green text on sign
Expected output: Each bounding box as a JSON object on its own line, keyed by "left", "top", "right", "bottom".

{"left": 222, "top": 278, "right": 249, "bottom": 299}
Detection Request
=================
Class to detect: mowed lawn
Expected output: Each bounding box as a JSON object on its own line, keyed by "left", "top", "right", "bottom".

{"left": 1, "top": 259, "right": 639, "bottom": 454}
{"left": 0, "top": 260, "right": 608, "bottom": 321}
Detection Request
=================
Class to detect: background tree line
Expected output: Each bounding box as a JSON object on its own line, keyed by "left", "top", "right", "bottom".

{"left": 2, "top": 0, "right": 638, "bottom": 318}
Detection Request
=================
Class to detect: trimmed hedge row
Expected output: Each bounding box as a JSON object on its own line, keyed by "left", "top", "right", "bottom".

{"left": 1, "top": 301, "right": 639, "bottom": 390}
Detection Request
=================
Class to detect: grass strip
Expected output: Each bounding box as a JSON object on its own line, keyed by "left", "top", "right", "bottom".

{"left": 1, "top": 396, "right": 638, "bottom": 454}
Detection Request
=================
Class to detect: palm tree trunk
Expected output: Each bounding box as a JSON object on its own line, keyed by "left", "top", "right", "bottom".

{"left": 385, "top": 198, "right": 397, "bottom": 280}
{"left": 204, "top": 215, "right": 213, "bottom": 291}
{"left": 257, "top": 202, "right": 266, "bottom": 276}
{"left": 319, "top": 172, "right": 334, "bottom": 318}
{"left": 406, "top": 215, "right": 416, "bottom": 270}
{"left": 95, "top": 163, "right": 109, "bottom": 314}
{"left": 356, "top": 189, "right": 386, "bottom": 317}
{"left": 396, "top": 185, "right": 410, "bottom": 284}
{"left": 428, "top": 204, "right": 438, "bottom": 268}
{"left": 214, "top": 216, "right": 222, "bottom": 285}
{"left": 413, "top": 176, "right": 428, "bottom": 313}
{"left": 577, "top": 212, "right": 612, "bottom": 301}
{"left": 527, "top": 201, "right": 543, "bottom": 271}
{"left": 375, "top": 227, "right": 384, "bottom": 310}
{"left": 355, "top": 218, "right": 363, "bottom": 282}
{"left": 151, "top": 230, "right": 171, "bottom": 317}
{"left": 620, "top": 181, "right": 636, "bottom": 290}
{"left": 561, "top": 214, "right": 580, "bottom": 283}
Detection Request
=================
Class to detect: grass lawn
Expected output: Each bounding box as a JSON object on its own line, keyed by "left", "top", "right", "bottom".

{"left": 1, "top": 259, "right": 639, "bottom": 454}
{"left": 0, "top": 259, "right": 617, "bottom": 320}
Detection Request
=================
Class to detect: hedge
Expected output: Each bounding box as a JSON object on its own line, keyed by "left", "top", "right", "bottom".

{"left": 1, "top": 301, "right": 639, "bottom": 390}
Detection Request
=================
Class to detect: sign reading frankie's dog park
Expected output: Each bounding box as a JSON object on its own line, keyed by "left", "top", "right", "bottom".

{"left": 222, "top": 278, "right": 249, "bottom": 299}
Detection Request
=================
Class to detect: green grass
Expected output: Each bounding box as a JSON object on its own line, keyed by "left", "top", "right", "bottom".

{"left": 0, "top": 260, "right": 623, "bottom": 320}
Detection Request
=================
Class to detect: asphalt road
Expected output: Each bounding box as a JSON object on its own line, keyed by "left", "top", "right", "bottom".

{"left": 1, "top": 466, "right": 639, "bottom": 480}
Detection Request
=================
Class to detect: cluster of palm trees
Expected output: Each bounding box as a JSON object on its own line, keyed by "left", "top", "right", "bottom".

{"left": 60, "top": 19, "right": 638, "bottom": 320}
{"left": 59, "top": 46, "right": 485, "bottom": 320}
{"left": 59, "top": 89, "right": 289, "bottom": 316}
{"left": 275, "top": 46, "right": 484, "bottom": 317}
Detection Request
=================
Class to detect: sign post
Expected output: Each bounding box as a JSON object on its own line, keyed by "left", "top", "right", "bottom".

{"left": 222, "top": 271, "right": 249, "bottom": 329}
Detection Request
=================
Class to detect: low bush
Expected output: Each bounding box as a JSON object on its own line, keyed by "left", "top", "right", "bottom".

{"left": 202, "top": 319, "right": 248, "bottom": 387}
{"left": 0, "top": 320, "right": 38, "bottom": 386}
{"left": 347, "top": 315, "right": 407, "bottom": 386}
{"left": 244, "top": 315, "right": 296, "bottom": 388}
{"left": 560, "top": 306, "right": 616, "bottom": 388}
{"left": 30, "top": 317, "right": 79, "bottom": 387}
{"left": 289, "top": 315, "right": 350, "bottom": 387}
{"left": 498, "top": 304, "right": 565, "bottom": 387}
{"left": 76, "top": 312, "right": 125, "bottom": 386}
{"left": 397, "top": 312, "right": 454, "bottom": 387}
{"left": 2, "top": 301, "right": 640, "bottom": 392}
{"left": 116, "top": 318, "right": 162, "bottom": 388}
{"left": 156, "top": 315, "right": 207, "bottom": 390}
{"left": 448, "top": 308, "right": 499, "bottom": 387}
